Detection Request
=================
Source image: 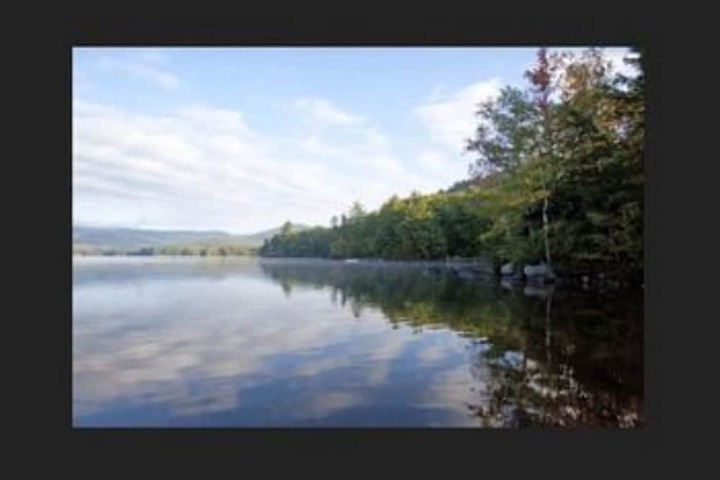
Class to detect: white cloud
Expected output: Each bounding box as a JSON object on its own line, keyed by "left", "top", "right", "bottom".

{"left": 72, "top": 277, "right": 398, "bottom": 418}
{"left": 602, "top": 47, "right": 640, "bottom": 78}
{"left": 413, "top": 48, "right": 639, "bottom": 165}
{"left": 73, "top": 264, "right": 505, "bottom": 424}
{"left": 415, "top": 149, "right": 466, "bottom": 187}
{"left": 74, "top": 100, "right": 290, "bottom": 230}
{"left": 298, "top": 135, "right": 345, "bottom": 156}
{"left": 297, "top": 391, "right": 363, "bottom": 418}
{"left": 294, "top": 97, "right": 364, "bottom": 126}
{"left": 546, "top": 47, "right": 640, "bottom": 82}
{"left": 414, "top": 79, "right": 502, "bottom": 153}
{"left": 416, "top": 362, "right": 482, "bottom": 421}
{"left": 416, "top": 343, "right": 449, "bottom": 364}
{"left": 73, "top": 97, "right": 453, "bottom": 232}
{"left": 95, "top": 52, "right": 182, "bottom": 89}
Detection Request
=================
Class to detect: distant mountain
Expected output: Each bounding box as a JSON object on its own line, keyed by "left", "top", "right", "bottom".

{"left": 73, "top": 226, "right": 237, "bottom": 251}
{"left": 72, "top": 224, "right": 314, "bottom": 253}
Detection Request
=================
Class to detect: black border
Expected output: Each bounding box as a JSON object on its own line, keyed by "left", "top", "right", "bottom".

{"left": 17, "top": 3, "right": 702, "bottom": 473}
{"left": 68, "top": 17, "right": 645, "bottom": 46}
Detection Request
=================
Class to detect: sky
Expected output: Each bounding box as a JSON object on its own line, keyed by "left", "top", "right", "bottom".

{"left": 73, "top": 46, "right": 636, "bottom": 234}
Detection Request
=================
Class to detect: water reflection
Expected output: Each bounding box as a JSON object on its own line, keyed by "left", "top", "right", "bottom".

{"left": 72, "top": 257, "right": 642, "bottom": 427}
{"left": 258, "top": 259, "right": 643, "bottom": 427}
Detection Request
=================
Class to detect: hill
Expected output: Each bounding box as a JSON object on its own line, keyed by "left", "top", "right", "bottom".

{"left": 236, "top": 224, "right": 312, "bottom": 245}
{"left": 72, "top": 224, "right": 313, "bottom": 254}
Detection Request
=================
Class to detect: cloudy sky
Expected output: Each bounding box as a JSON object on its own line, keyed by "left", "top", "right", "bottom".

{"left": 73, "top": 47, "right": 634, "bottom": 234}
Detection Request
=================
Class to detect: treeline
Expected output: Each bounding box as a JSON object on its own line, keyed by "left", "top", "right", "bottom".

{"left": 260, "top": 48, "right": 644, "bottom": 283}
{"left": 74, "top": 243, "right": 258, "bottom": 256}
{"left": 260, "top": 192, "right": 490, "bottom": 260}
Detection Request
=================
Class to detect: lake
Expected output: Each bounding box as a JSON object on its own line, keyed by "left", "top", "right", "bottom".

{"left": 72, "top": 256, "right": 643, "bottom": 427}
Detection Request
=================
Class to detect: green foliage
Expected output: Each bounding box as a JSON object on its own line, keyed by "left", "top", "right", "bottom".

{"left": 466, "top": 86, "right": 540, "bottom": 175}
{"left": 260, "top": 226, "right": 333, "bottom": 258}
{"left": 73, "top": 242, "right": 258, "bottom": 256}
{"left": 464, "top": 47, "right": 644, "bottom": 280}
{"left": 261, "top": 48, "right": 643, "bottom": 283}
{"left": 151, "top": 243, "right": 258, "bottom": 256}
{"left": 261, "top": 191, "right": 490, "bottom": 260}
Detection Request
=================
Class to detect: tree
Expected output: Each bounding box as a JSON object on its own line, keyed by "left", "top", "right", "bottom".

{"left": 525, "top": 47, "right": 559, "bottom": 275}
{"left": 465, "top": 56, "right": 549, "bottom": 267}
{"left": 280, "top": 220, "right": 293, "bottom": 236}
{"left": 258, "top": 47, "right": 643, "bottom": 284}
{"left": 348, "top": 201, "right": 366, "bottom": 220}
{"left": 547, "top": 48, "right": 643, "bottom": 279}
{"left": 466, "top": 86, "right": 538, "bottom": 175}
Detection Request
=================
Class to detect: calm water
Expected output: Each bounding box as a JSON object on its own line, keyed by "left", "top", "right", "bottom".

{"left": 73, "top": 256, "right": 643, "bottom": 428}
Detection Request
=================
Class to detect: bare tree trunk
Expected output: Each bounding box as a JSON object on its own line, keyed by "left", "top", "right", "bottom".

{"left": 542, "top": 194, "right": 552, "bottom": 270}
{"left": 534, "top": 48, "right": 554, "bottom": 276}
{"left": 545, "top": 288, "right": 553, "bottom": 376}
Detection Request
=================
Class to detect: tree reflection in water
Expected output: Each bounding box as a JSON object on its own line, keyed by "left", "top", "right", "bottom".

{"left": 259, "top": 259, "right": 643, "bottom": 427}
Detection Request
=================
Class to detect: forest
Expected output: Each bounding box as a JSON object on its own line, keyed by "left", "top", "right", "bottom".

{"left": 260, "top": 48, "right": 644, "bottom": 285}
{"left": 73, "top": 243, "right": 258, "bottom": 257}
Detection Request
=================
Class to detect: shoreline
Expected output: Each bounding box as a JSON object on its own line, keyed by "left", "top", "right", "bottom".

{"left": 72, "top": 254, "right": 642, "bottom": 292}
